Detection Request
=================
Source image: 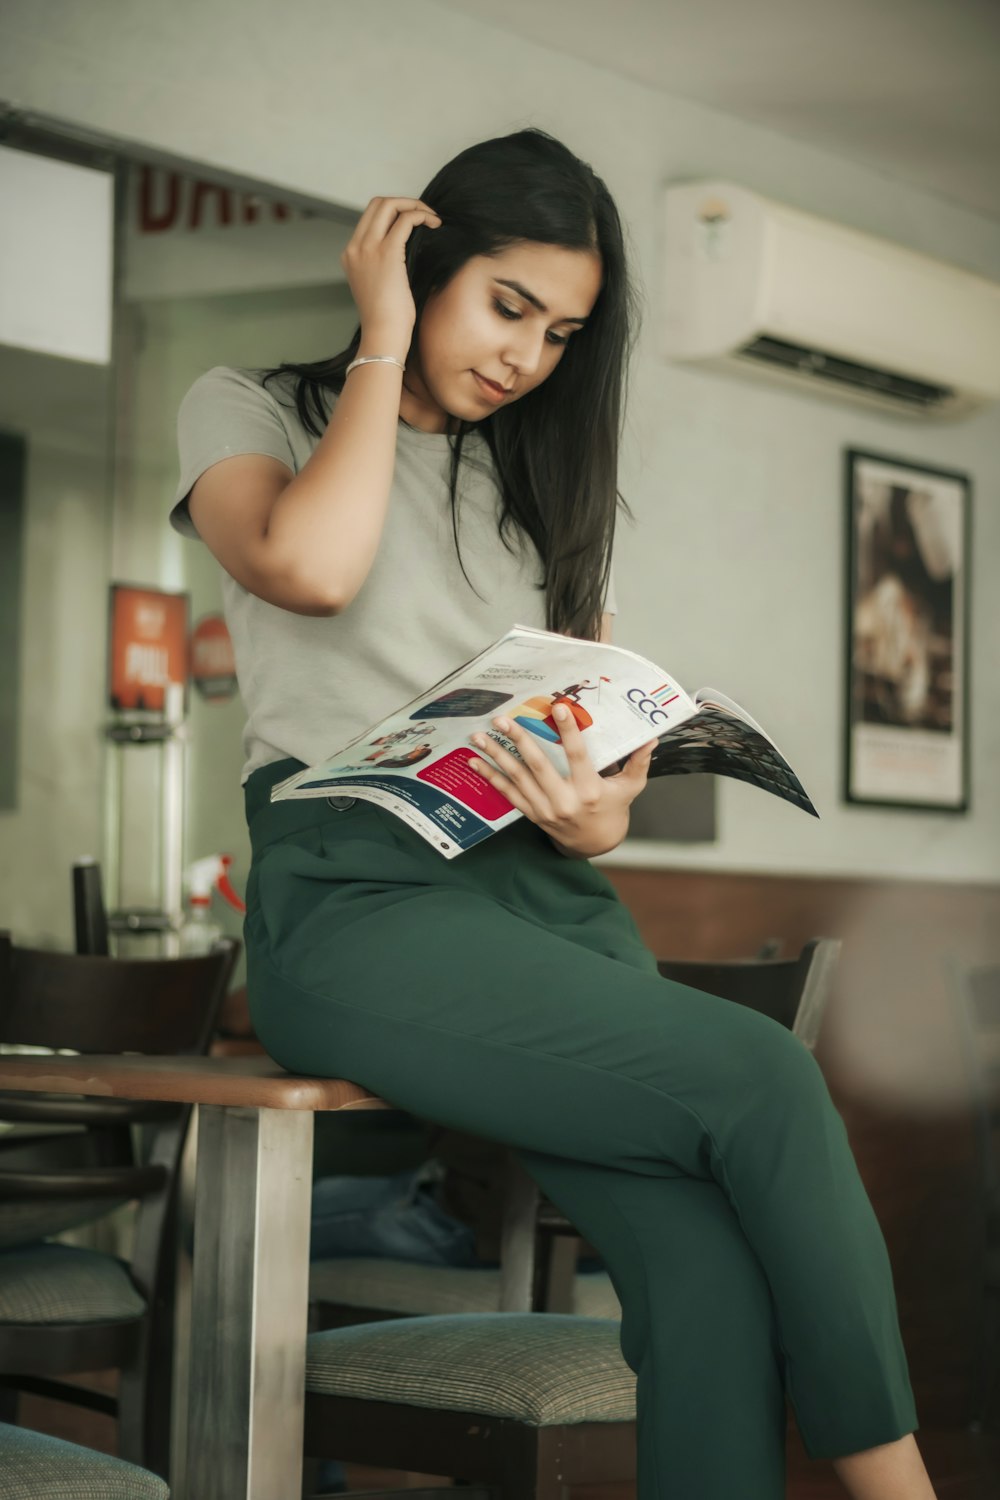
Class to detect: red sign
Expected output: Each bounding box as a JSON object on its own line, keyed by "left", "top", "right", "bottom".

{"left": 108, "top": 585, "right": 189, "bottom": 713}
{"left": 191, "top": 614, "right": 238, "bottom": 701}
{"left": 136, "top": 166, "right": 295, "bottom": 233}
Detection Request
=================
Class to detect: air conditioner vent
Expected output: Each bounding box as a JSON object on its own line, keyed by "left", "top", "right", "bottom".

{"left": 662, "top": 180, "right": 1000, "bottom": 420}
{"left": 737, "top": 336, "right": 954, "bottom": 412}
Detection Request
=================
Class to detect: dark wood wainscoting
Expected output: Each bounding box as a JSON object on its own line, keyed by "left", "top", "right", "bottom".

{"left": 602, "top": 862, "right": 1000, "bottom": 1432}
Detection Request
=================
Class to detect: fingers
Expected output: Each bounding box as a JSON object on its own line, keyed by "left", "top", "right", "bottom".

{"left": 341, "top": 196, "right": 442, "bottom": 342}
{"left": 468, "top": 707, "right": 658, "bottom": 843}
{"left": 466, "top": 727, "right": 537, "bottom": 819}
{"left": 342, "top": 199, "right": 441, "bottom": 268}
{"left": 468, "top": 721, "right": 532, "bottom": 783}
{"left": 477, "top": 715, "right": 563, "bottom": 780}
{"left": 549, "top": 704, "right": 593, "bottom": 766}
{"left": 466, "top": 754, "right": 530, "bottom": 818}
{"left": 357, "top": 197, "right": 441, "bottom": 246}
{"left": 385, "top": 205, "right": 443, "bottom": 246}
{"left": 615, "top": 740, "right": 658, "bottom": 796}
{"left": 470, "top": 709, "right": 595, "bottom": 799}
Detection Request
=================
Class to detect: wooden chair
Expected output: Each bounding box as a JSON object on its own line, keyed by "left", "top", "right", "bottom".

{"left": 0, "top": 929, "right": 238, "bottom": 1481}
{"left": 657, "top": 937, "right": 836, "bottom": 1048}
{"left": 302, "top": 937, "right": 840, "bottom": 1498}
{"left": 946, "top": 956, "right": 1000, "bottom": 1434}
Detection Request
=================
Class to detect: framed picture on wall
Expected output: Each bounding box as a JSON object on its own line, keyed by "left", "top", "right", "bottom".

{"left": 843, "top": 448, "right": 971, "bottom": 812}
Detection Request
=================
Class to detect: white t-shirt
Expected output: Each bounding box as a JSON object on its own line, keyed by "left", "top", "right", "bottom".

{"left": 171, "top": 365, "right": 616, "bottom": 784}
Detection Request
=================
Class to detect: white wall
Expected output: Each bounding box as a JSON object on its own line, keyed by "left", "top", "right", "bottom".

{"left": 2, "top": 0, "right": 998, "bottom": 884}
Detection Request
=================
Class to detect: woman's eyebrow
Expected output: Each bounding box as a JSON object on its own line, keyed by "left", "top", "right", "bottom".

{"left": 494, "top": 279, "right": 589, "bottom": 325}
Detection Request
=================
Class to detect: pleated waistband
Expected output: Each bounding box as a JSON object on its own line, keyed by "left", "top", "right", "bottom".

{"left": 243, "top": 757, "right": 359, "bottom": 855}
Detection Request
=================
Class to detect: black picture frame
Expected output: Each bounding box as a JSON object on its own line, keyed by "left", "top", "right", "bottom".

{"left": 843, "top": 447, "right": 971, "bottom": 813}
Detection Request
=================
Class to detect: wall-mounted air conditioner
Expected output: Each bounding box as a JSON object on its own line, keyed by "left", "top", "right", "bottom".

{"left": 662, "top": 180, "right": 1000, "bottom": 421}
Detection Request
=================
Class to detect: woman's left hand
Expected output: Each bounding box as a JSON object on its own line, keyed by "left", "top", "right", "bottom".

{"left": 468, "top": 706, "right": 657, "bottom": 859}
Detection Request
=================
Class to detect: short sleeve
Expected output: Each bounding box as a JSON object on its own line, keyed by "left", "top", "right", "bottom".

{"left": 170, "top": 366, "right": 297, "bottom": 539}
{"left": 602, "top": 557, "right": 618, "bottom": 616}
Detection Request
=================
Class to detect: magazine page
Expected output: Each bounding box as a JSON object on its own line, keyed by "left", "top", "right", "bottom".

{"left": 650, "top": 688, "right": 818, "bottom": 817}
{"left": 270, "top": 624, "right": 700, "bottom": 858}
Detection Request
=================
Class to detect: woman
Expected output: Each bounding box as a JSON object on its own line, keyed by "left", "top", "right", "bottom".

{"left": 172, "top": 128, "right": 934, "bottom": 1499}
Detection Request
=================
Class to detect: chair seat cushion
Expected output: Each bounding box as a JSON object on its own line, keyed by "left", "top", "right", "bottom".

{"left": 309, "top": 1257, "right": 622, "bottom": 1319}
{"left": 0, "top": 1420, "right": 169, "bottom": 1499}
{"left": 306, "top": 1312, "right": 637, "bottom": 1426}
{"left": 0, "top": 1244, "right": 145, "bottom": 1325}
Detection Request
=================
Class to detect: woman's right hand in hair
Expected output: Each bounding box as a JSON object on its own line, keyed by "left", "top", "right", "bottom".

{"left": 341, "top": 197, "right": 442, "bottom": 351}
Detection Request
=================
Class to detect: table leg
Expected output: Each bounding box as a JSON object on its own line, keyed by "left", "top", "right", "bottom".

{"left": 185, "top": 1103, "right": 313, "bottom": 1500}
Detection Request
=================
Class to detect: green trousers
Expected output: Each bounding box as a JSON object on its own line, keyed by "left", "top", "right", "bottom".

{"left": 244, "top": 759, "right": 918, "bottom": 1499}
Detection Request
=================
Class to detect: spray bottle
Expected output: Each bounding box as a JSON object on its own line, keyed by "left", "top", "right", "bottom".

{"left": 180, "top": 854, "right": 246, "bottom": 955}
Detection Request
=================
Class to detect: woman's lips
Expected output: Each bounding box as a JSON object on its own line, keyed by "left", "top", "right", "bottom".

{"left": 473, "top": 371, "right": 509, "bottom": 401}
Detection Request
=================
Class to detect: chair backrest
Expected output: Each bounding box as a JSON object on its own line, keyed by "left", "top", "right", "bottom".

{"left": 0, "top": 940, "right": 238, "bottom": 1055}
{"left": 0, "top": 928, "right": 238, "bottom": 1281}
{"left": 656, "top": 937, "right": 841, "bottom": 1052}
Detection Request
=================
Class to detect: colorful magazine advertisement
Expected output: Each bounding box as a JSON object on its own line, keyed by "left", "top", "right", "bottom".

{"left": 270, "top": 624, "right": 818, "bottom": 858}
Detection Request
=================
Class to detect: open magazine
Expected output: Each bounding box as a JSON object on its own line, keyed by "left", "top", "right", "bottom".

{"left": 271, "top": 624, "right": 817, "bottom": 858}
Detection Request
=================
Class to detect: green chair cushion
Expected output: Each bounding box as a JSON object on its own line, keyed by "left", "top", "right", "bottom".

{"left": 0, "top": 1421, "right": 169, "bottom": 1498}
{"left": 0, "top": 1244, "right": 145, "bottom": 1325}
{"left": 308, "top": 1258, "right": 622, "bottom": 1319}
{"left": 306, "top": 1312, "right": 636, "bottom": 1426}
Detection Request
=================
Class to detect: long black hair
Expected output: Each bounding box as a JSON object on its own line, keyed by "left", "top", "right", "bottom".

{"left": 261, "top": 128, "right": 641, "bottom": 641}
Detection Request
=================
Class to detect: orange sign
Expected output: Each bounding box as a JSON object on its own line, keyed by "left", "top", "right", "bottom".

{"left": 108, "top": 584, "right": 189, "bottom": 713}
{"left": 191, "top": 613, "right": 238, "bottom": 701}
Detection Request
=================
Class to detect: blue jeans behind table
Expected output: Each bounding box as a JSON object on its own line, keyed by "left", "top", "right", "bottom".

{"left": 309, "top": 1162, "right": 480, "bottom": 1266}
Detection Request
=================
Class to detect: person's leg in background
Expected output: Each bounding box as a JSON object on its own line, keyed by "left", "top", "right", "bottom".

{"left": 309, "top": 1162, "right": 477, "bottom": 1265}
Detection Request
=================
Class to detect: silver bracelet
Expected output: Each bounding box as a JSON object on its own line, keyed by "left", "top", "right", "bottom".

{"left": 345, "top": 355, "right": 406, "bottom": 377}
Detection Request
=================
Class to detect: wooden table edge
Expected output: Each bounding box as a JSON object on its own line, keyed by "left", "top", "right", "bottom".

{"left": 0, "top": 1054, "right": 395, "bottom": 1112}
